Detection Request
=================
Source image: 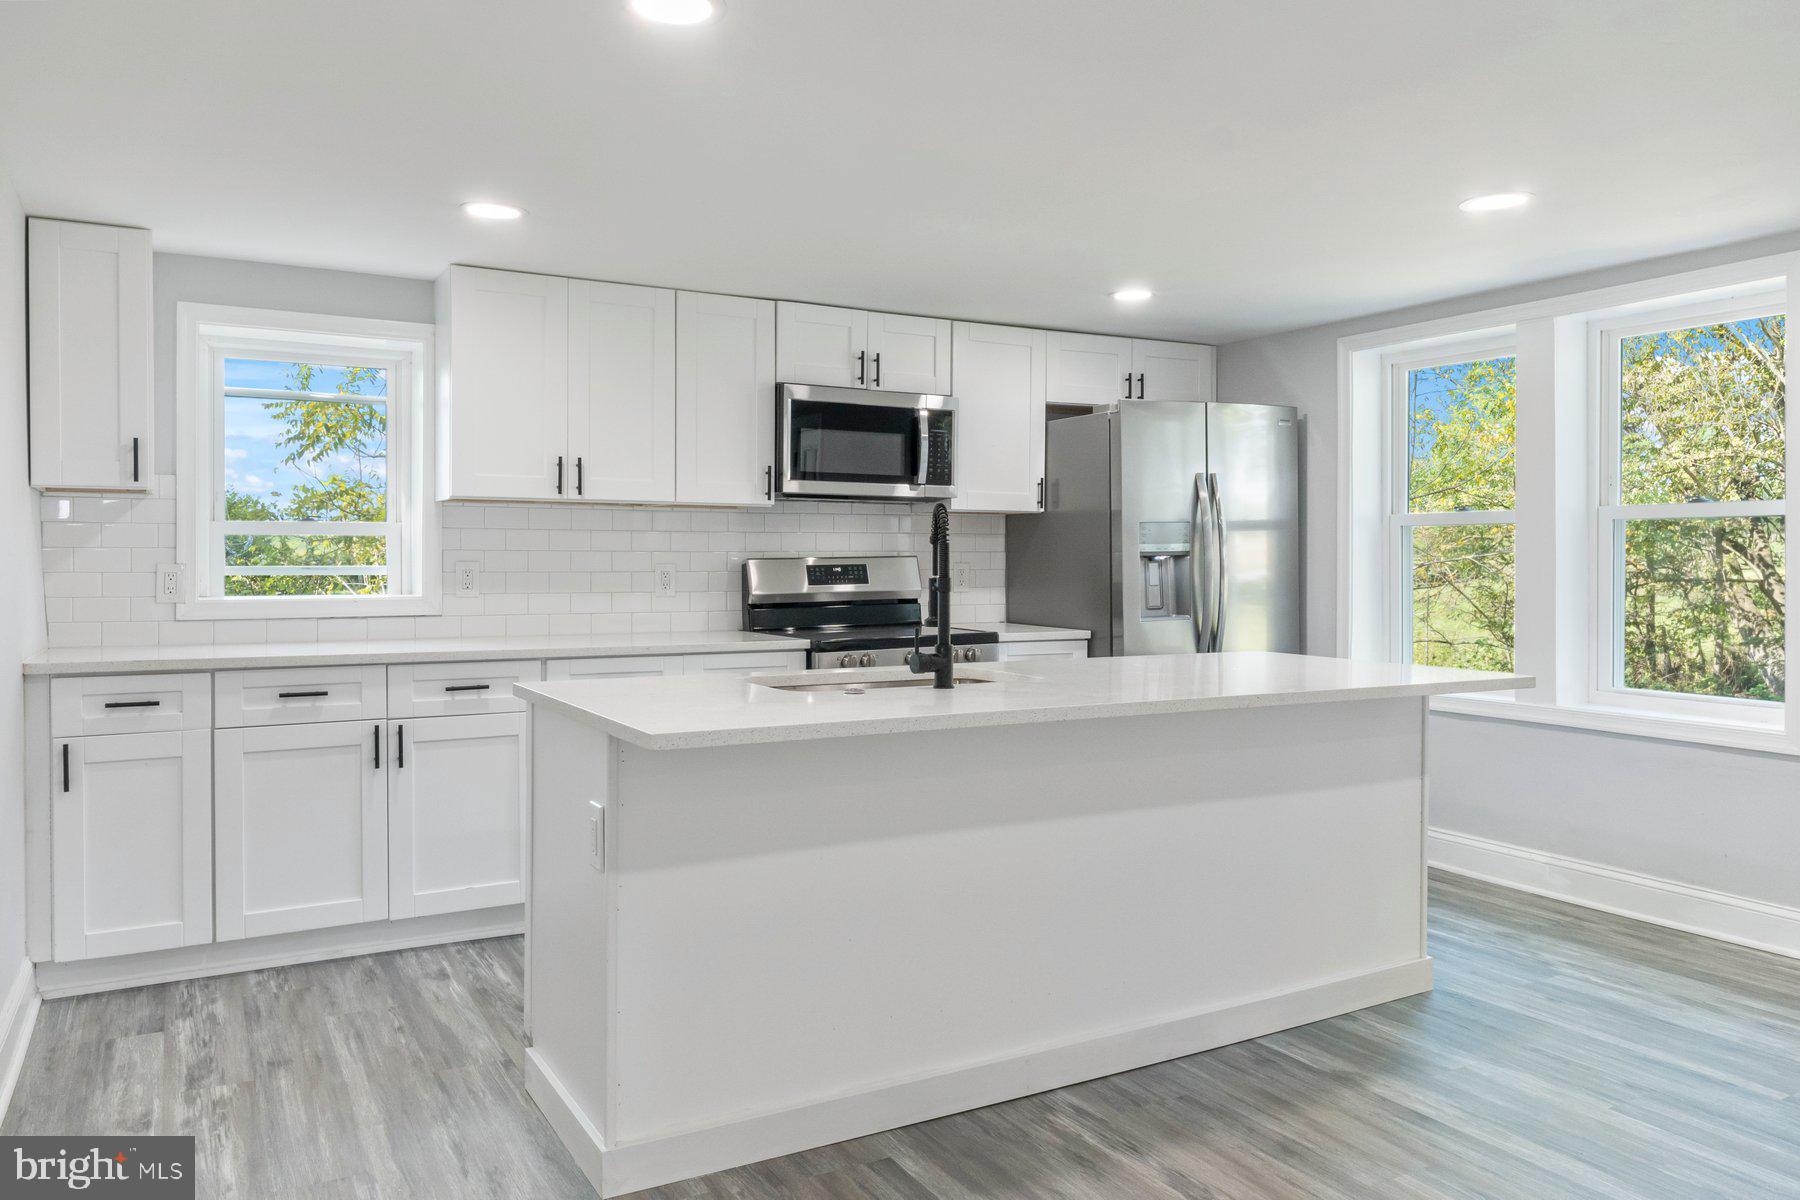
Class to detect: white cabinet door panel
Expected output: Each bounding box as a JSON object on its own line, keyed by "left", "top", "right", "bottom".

{"left": 388, "top": 713, "right": 526, "bottom": 920}
{"left": 441, "top": 266, "right": 570, "bottom": 500}
{"left": 1047, "top": 332, "right": 1133, "bottom": 408}
{"left": 545, "top": 655, "right": 687, "bottom": 681}
{"left": 950, "top": 323, "right": 1046, "bottom": 514}
{"left": 776, "top": 302, "right": 868, "bottom": 388}
{"left": 1131, "top": 340, "right": 1215, "bottom": 404}
{"left": 682, "top": 651, "right": 806, "bottom": 676}
{"left": 28, "top": 219, "right": 153, "bottom": 492}
{"left": 53, "top": 730, "right": 212, "bottom": 961}
{"left": 868, "top": 313, "right": 953, "bottom": 394}
{"left": 568, "top": 280, "right": 676, "bottom": 503}
{"left": 676, "top": 291, "right": 776, "bottom": 506}
{"left": 215, "top": 721, "right": 387, "bottom": 940}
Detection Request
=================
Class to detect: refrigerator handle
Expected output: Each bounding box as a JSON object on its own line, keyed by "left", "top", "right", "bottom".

{"left": 1208, "top": 474, "right": 1229, "bottom": 651}
{"left": 1189, "top": 472, "right": 1210, "bottom": 653}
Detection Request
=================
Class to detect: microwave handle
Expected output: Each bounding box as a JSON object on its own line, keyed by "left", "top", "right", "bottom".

{"left": 915, "top": 410, "right": 932, "bottom": 488}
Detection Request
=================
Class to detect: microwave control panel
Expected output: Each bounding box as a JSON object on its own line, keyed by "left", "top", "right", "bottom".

{"left": 925, "top": 416, "right": 954, "bottom": 487}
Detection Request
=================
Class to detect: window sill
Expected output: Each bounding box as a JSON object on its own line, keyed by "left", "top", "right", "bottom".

{"left": 176, "top": 595, "right": 441, "bottom": 622}
{"left": 1429, "top": 692, "right": 1796, "bottom": 756}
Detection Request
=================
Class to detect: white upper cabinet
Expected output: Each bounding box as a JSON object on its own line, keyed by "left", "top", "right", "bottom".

{"left": 676, "top": 291, "right": 776, "bottom": 506}
{"left": 27, "top": 218, "right": 153, "bottom": 492}
{"left": 1132, "top": 339, "right": 1216, "bottom": 404}
{"left": 775, "top": 302, "right": 869, "bottom": 388}
{"left": 438, "top": 266, "right": 570, "bottom": 500}
{"left": 568, "top": 280, "right": 677, "bottom": 503}
{"left": 951, "top": 323, "right": 1047, "bottom": 514}
{"left": 1047, "top": 332, "right": 1134, "bottom": 407}
{"left": 867, "top": 312, "right": 953, "bottom": 393}
{"left": 777, "top": 303, "right": 952, "bottom": 393}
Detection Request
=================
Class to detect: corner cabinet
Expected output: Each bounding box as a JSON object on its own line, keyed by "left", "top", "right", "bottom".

{"left": 951, "top": 322, "right": 1047, "bottom": 514}
{"left": 776, "top": 302, "right": 952, "bottom": 393}
{"left": 27, "top": 218, "right": 154, "bottom": 493}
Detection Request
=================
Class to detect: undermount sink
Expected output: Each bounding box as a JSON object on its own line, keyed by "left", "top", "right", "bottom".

{"left": 762, "top": 675, "right": 997, "bottom": 694}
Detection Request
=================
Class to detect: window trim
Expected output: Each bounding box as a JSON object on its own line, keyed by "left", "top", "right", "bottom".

{"left": 1381, "top": 336, "right": 1518, "bottom": 666}
{"left": 175, "top": 303, "right": 439, "bottom": 620}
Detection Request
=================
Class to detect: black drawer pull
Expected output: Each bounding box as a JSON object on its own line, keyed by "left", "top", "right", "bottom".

{"left": 62, "top": 743, "right": 70, "bottom": 793}
{"left": 277, "top": 690, "right": 330, "bottom": 699}
{"left": 373, "top": 724, "right": 381, "bottom": 769}
{"left": 396, "top": 724, "right": 405, "bottom": 769}
{"left": 444, "top": 684, "right": 491, "bottom": 693}
{"left": 103, "top": 699, "right": 161, "bottom": 709}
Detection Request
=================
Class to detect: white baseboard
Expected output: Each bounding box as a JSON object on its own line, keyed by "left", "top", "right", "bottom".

{"left": 34, "top": 906, "right": 524, "bottom": 999}
{"left": 528, "top": 957, "right": 1432, "bottom": 1198}
{"left": 1429, "top": 829, "right": 1800, "bottom": 961}
{"left": 0, "top": 957, "right": 41, "bottom": 1123}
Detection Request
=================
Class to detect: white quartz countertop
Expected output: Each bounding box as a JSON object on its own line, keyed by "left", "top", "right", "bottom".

{"left": 515, "top": 651, "right": 1532, "bottom": 750}
{"left": 21, "top": 630, "right": 809, "bottom": 677}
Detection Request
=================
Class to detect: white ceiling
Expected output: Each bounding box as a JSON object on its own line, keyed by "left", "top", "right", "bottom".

{"left": 2, "top": 0, "right": 1797, "bottom": 343}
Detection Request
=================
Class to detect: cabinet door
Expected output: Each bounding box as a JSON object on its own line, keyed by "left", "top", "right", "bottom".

{"left": 215, "top": 721, "right": 387, "bottom": 940}
{"left": 567, "top": 280, "right": 676, "bottom": 503}
{"left": 440, "top": 266, "right": 570, "bottom": 500}
{"left": 867, "top": 312, "right": 953, "bottom": 394}
{"left": 27, "top": 219, "right": 153, "bottom": 492}
{"left": 776, "top": 302, "right": 869, "bottom": 387}
{"left": 52, "top": 730, "right": 211, "bottom": 961}
{"left": 1046, "top": 332, "right": 1133, "bottom": 407}
{"left": 676, "top": 292, "right": 776, "bottom": 506}
{"left": 950, "top": 323, "right": 1047, "bottom": 513}
{"left": 545, "top": 655, "right": 687, "bottom": 681}
{"left": 388, "top": 714, "right": 525, "bottom": 920}
{"left": 1131, "top": 340, "right": 1216, "bottom": 404}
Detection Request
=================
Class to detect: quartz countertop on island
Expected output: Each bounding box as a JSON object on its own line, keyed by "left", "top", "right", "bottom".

{"left": 514, "top": 651, "right": 1530, "bottom": 750}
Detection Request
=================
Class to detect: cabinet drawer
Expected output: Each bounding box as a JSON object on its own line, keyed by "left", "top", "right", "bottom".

{"left": 998, "top": 640, "right": 1089, "bottom": 661}
{"left": 387, "top": 660, "right": 544, "bottom": 717}
{"left": 683, "top": 650, "right": 806, "bottom": 676}
{"left": 215, "top": 665, "right": 386, "bottom": 728}
{"left": 51, "top": 673, "right": 211, "bottom": 738}
{"left": 545, "top": 655, "right": 686, "bottom": 682}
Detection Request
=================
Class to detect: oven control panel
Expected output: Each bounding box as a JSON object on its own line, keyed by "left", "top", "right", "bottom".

{"left": 806, "top": 562, "right": 869, "bottom": 587}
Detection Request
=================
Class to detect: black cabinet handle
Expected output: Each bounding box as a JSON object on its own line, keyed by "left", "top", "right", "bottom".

{"left": 277, "top": 690, "right": 329, "bottom": 699}
{"left": 1136, "top": 372, "right": 1146, "bottom": 399}
{"left": 373, "top": 724, "right": 381, "bottom": 769}
{"left": 444, "top": 683, "right": 491, "bottom": 693}
{"left": 1124, "top": 371, "right": 1132, "bottom": 399}
{"left": 62, "top": 743, "right": 70, "bottom": 793}
{"left": 556, "top": 455, "right": 565, "bottom": 495}
{"left": 396, "top": 724, "right": 405, "bottom": 769}
{"left": 872, "top": 352, "right": 881, "bottom": 387}
{"left": 1037, "top": 477, "right": 1045, "bottom": 509}
{"left": 856, "top": 350, "right": 866, "bottom": 385}
{"left": 764, "top": 465, "right": 772, "bottom": 500}
{"left": 131, "top": 436, "right": 140, "bottom": 482}
{"left": 576, "top": 456, "right": 584, "bottom": 496}
{"left": 104, "top": 699, "right": 161, "bottom": 709}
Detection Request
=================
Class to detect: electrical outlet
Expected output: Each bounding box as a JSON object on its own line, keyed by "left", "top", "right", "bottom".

{"left": 156, "top": 564, "right": 180, "bottom": 603}
{"left": 952, "top": 563, "right": 973, "bottom": 590}
{"left": 454, "top": 560, "right": 480, "bottom": 597}
{"left": 654, "top": 566, "right": 677, "bottom": 597}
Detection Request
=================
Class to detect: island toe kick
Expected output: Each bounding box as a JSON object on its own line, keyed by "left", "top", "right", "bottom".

{"left": 523, "top": 695, "right": 1434, "bottom": 1197}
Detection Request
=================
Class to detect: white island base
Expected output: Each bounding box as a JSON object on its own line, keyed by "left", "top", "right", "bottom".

{"left": 518, "top": 654, "right": 1529, "bottom": 1196}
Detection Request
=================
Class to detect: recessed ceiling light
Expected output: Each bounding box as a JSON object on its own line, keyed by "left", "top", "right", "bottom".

{"left": 629, "top": 0, "right": 719, "bottom": 24}
{"left": 462, "top": 201, "right": 525, "bottom": 221}
{"left": 1459, "top": 192, "right": 1533, "bottom": 214}
{"left": 1112, "top": 286, "right": 1153, "bottom": 303}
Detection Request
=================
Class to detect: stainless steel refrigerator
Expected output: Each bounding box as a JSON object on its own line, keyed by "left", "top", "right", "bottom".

{"left": 1006, "top": 402, "right": 1301, "bottom": 656}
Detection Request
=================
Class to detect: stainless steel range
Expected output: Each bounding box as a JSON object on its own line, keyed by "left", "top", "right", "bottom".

{"left": 741, "top": 555, "right": 999, "bottom": 669}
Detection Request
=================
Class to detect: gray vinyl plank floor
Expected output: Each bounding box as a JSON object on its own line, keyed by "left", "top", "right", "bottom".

{"left": 7, "top": 872, "right": 1800, "bottom": 1199}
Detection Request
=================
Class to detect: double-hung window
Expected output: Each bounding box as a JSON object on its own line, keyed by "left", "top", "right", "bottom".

{"left": 1595, "top": 297, "right": 1787, "bottom": 720}
{"left": 176, "top": 304, "right": 437, "bottom": 619}
{"left": 1387, "top": 341, "right": 1518, "bottom": 671}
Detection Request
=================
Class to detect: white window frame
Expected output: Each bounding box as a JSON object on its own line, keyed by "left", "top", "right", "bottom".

{"left": 1590, "top": 290, "right": 1787, "bottom": 727}
{"left": 1382, "top": 336, "right": 1518, "bottom": 666}
{"left": 175, "top": 303, "right": 439, "bottom": 619}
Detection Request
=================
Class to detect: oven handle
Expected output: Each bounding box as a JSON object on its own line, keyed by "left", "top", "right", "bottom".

{"left": 915, "top": 409, "right": 931, "bottom": 488}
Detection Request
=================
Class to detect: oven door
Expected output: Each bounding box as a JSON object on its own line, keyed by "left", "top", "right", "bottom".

{"left": 779, "top": 384, "right": 956, "bottom": 500}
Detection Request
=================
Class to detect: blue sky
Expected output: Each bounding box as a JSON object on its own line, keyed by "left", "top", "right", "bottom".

{"left": 222, "top": 358, "right": 387, "bottom": 514}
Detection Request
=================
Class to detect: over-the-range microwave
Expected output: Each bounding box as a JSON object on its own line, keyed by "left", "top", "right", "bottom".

{"left": 776, "top": 383, "right": 956, "bottom": 501}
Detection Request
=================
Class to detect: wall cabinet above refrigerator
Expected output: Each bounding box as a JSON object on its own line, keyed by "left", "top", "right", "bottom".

{"left": 1046, "top": 331, "right": 1216, "bottom": 407}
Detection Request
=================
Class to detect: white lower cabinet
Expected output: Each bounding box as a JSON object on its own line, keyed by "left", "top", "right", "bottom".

{"left": 683, "top": 651, "right": 806, "bottom": 676}
{"left": 214, "top": 721, "right": 388, "bottom": 941}
{"left": 546, "top": 654, "right": 687, "bottom": 682}
{"left": 998, "top": 640, "right": 1089, "bottom": 662}
{"left": 52, "top": 730, "right": 212, "bottom": 962}
{"left": 388, "top": 713, "right": 527, "bottom": 920}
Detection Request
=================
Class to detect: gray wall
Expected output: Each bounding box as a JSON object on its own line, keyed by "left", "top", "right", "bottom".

{"left": 1216, "top": 227, "right": 1800, "bottom": 911}
{"left": 1, "top": 164, "right": 48, "bottom": 986}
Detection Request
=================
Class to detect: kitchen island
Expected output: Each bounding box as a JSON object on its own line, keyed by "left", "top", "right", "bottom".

{"left": 516, "top": 652, "right": 1528, "bottom": 1196}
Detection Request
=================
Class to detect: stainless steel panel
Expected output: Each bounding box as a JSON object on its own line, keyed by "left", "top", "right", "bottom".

{"left": 1118, "top": 403, "right": 1208, "bottom": 656}
{"left": 1206, "top": 403, "right": 1301, "bottom": 653}
{"left": 743, "top": 555, "right": 921, "bottom": 605}
{"left": 1004, "top": 412, "right": 1114, "bottom": 651}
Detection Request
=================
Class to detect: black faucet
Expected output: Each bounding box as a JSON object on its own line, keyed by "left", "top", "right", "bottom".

{"left": 908, "top": 504, "right": 956, "bottom": 689}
